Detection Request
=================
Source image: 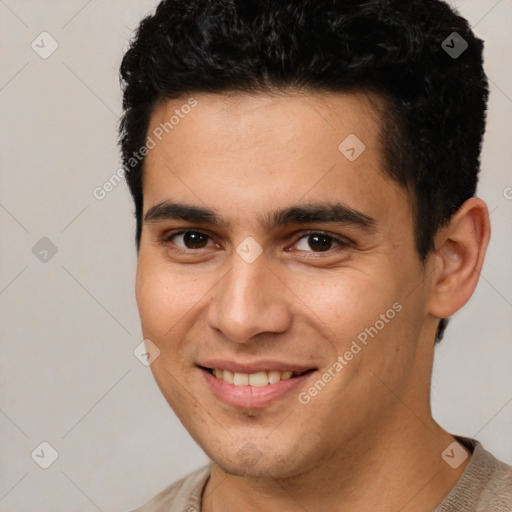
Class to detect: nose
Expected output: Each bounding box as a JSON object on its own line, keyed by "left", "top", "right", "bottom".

{"left": 206, "top": 253, "right": 293, "bottom": 344}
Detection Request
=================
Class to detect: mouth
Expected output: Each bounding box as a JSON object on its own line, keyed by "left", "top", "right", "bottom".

{"left": 198, "top": 364, "right": 317, "bottom": 409}
{"left": 201, "top": 366, "right": 315, "bottom": 387}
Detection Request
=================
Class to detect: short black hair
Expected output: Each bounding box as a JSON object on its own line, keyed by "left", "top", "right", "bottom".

{"left": 119, "top": 0, "right": 489, "bottom": 341}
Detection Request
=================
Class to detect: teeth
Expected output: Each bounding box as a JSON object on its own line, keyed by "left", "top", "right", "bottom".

{"left": 233, "top": 372, "right": 249, "bottom": 386}
{"left": 248, "top": 371, "right": 268, "bottom": 387}
{"left": 211, "top": 368, "right": 302, "bottom": 386}
{"left": 268, "top": 370, "right": 281, "bottom": 384}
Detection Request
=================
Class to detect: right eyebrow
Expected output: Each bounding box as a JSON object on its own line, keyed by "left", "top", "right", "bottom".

{"left": 144, "top": 201, "right": 227, "bottom": 227}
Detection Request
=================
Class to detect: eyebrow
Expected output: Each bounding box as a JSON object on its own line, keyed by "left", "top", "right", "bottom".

{"left": 144, "top": 201, "right": 376, "bottom": 231}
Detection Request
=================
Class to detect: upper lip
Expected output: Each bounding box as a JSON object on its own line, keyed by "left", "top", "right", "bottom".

{"left": 199, "top": 359, "right": 316, "bottom": 374}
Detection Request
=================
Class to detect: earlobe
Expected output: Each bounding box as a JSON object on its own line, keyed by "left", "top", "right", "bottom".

{"left": 428, "top": 198, "right": 491, "bottom": 319}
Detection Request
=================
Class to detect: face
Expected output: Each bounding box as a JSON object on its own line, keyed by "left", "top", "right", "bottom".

{"left": 136, "top": 91, "right": 438, "bottom": 479}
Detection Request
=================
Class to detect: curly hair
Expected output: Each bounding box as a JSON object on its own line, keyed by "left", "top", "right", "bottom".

{"left": 119, "top": 0, "right": 489, "bottom": 341}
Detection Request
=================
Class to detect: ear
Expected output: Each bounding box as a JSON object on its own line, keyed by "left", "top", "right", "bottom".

{"left": 428, "top": 197, "right": 491, "bottom": 319}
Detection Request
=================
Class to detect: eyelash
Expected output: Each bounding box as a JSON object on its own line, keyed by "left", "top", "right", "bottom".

{"left": 162, "top": 229, "right": 352, "bottom": 255}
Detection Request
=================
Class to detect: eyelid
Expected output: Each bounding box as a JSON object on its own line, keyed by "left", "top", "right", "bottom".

{"left": 291, "top": 230, "right": 353, "bottom": 252}
{"left": 163, "top": 228, "right": 351, "bottom": 254}
{"left": 163, "top": 229, "right": 218, "bottom": 251}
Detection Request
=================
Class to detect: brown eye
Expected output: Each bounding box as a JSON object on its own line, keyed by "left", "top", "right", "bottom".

{"left": 306, "top": 234, "right": 332, "bottom": 252}
{"left": 294, "top": 232, "right": 350, "bottom": 253}
{"left": 169, "top": 231, "right": 212, "bottom": 249}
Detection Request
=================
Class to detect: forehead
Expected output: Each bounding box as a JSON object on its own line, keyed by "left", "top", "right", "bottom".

{"left": 147, "top": 90, "right": 383, "bottom": 159}
{"left": 142, "top": 90, "right": 409, "bottom": 229}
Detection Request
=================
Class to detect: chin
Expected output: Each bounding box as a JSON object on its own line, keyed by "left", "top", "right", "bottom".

{"left": 206, "top": 439, "right": 313, "bottom": 480}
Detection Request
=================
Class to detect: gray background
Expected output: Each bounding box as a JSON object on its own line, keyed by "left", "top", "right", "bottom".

{"left": 0, "top": 1, "right": 511, "bottom": 510}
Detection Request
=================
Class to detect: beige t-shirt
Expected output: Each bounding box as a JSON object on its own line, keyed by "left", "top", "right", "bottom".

{"left": 131, "top": 438, "right": 512, "bottom": 511}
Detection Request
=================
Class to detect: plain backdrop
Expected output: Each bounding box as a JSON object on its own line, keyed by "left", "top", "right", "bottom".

{"left": 0, "top": 1, "right": 511, "bottom": 510}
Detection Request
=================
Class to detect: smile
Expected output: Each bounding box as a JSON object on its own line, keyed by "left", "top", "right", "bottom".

{"left": 207, "top": 368, "right": 311, "bottom": 386}
{"left": 199, "top": 365, "right": 317, "bottom": 408}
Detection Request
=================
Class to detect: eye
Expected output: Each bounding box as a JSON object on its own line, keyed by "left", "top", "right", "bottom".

{"left": 163, "top": 230, "right": 350, "bottom": 255}
{"left": 166, "top": 230, "right": 216, "bottom": 250}
{"left": 293, "top": 232, "right": 350, "bottom": 253}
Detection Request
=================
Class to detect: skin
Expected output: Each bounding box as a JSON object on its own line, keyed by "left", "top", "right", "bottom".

{"left": 136, "top": 90, "right": 490, "bottom": 511}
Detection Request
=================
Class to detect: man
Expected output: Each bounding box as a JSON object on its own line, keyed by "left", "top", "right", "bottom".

{"left": 119, "top": 0, "right": 512, "bottom": 510}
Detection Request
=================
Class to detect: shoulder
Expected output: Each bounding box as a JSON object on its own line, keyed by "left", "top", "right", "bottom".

{"left": 435, "top": 437, "right": 512, "bottom": 512}
{"left": 474, "top": 449, "right": 512, "bottom": 511}
{"left": 130, "top": 465, "right": 210, "bottom": 512}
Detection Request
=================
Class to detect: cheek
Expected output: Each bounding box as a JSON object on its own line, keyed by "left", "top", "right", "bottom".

{"left": 135, "top": 252, "right": 203, "bottom": 339}
{"left": 134, "top": 254, "right": 211, "bottom": 402}
{"left": 288, "top": 269, "right": 399, "bottom": 345}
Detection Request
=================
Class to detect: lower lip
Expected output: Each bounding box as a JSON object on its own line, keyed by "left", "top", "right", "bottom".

{"left": 201, "top": 368, "right": 314, "bottom": 409}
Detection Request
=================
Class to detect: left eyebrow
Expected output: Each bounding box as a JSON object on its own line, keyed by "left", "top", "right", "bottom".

{"left": 268, "top": 202, "right": 376, "bottom": 232}
{"left": 143, "top": 200, "right": 376, "bottom": 232}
